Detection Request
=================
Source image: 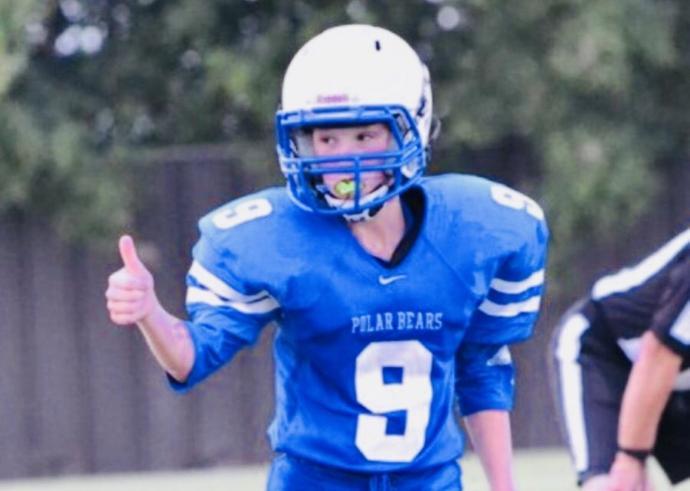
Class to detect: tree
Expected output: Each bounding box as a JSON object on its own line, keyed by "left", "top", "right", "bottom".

{"left": 0, "top": 0, "right": 130, "bottom": 247}
{"left": 2, "top": 0, "right": 688, "bottom": 266}
{"left": 434, "top": 0, "right": 689, "bottom": 278}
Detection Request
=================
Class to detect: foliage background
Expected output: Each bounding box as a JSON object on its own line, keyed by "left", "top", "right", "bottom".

{"left": 2, "top": 0, "right": 688, "bottom": 272}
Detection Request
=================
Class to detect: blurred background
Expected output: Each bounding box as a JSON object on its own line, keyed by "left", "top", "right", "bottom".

{"left": 0, "top": 0, "right": 689, "bottom": 484}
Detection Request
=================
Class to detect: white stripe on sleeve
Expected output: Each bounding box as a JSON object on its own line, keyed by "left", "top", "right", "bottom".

{"left": 478, "top": 296, "right": 541, "bottom": 318}
{"left": 189, "top": 261, "right": 267, "bottom": 302}
{"left": 490, "top": 269, "right": 544, "bottom": 294}
{"left": 187, "top": 261, "right": 279, "bottom": 314}
{"left": 186, "top": 287, "right": 279, "bottom": 314}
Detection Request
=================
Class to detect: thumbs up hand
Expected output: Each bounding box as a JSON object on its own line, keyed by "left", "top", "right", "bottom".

{"left": 106, "top": 235, "right": 159, "bottom": 326}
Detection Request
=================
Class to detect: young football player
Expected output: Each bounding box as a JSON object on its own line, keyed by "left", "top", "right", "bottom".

{"left": 551, "top": 227, "right": 690, "bottom": 491}
{"left": 106, "top": 24, "right": 549, "bottom": 490}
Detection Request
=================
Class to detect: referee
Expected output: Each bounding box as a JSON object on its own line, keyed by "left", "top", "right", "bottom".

{"left": 551, "top": 227, "right": 690, "bottom": 491}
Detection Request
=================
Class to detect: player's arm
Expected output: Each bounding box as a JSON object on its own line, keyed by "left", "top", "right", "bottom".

{"left": 106, "top": 235, "right": 194, "bottom": 382}
{"left": 457, "top": 183, "right": 547, "bottom": 490}
{"left": 456, "top": 342, "right": 517, "bottom": 491}
{"left": 133, "top": 304, "right": 194, "bottom": 384}
{"left": 606, "top": 331, "right": 681, "bottom": 491}
{"left": 465, "top": 409, "right": 515, "bottom": 491}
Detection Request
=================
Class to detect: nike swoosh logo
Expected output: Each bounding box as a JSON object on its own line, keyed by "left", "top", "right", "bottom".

{"left": 378, "top": 274, "right": 407, "bottom": 285}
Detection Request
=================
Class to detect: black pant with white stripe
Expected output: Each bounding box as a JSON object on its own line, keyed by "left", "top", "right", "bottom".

{"left": 549, "top": 299, "right": 690, "bottom": 486}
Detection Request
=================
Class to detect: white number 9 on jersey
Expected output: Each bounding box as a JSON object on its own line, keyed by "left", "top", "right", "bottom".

{"left": 490, "top": 183, "right": 544, "bottom": 220}
{"left": 212, "top": 198, "right": 273, "bottom": 230}
{"left": 355, "top": 340, "right": 433, "bottom": 462}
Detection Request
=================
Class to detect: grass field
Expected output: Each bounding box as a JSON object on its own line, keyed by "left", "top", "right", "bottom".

{"left": 0, "top": 448, "right": 687, "bottom": 490}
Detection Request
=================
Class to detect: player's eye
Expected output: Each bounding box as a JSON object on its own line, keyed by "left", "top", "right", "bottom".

{"left": 357, "top": 131, "right": 379, "bottom": 142}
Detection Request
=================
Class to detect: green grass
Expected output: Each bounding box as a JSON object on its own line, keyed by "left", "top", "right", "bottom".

{"left": 0, "top": 448, "right": 687, "bottom": 490}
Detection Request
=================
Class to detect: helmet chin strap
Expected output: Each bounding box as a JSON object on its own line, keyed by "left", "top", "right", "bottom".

{"left": 323, "top": 183, "right": 390, "bottom": 223}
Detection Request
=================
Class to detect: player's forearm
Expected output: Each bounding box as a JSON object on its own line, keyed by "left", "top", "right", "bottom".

{"left": 465, "top": 410, "right": 515, "bottom": 491}
{"left": 136, "top": 302, "right": 195, "bottom": 382}
{"left": 618, "top": 331, "right": 681, "bottom": 449}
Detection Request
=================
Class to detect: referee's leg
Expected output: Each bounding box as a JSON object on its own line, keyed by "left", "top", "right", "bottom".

{"left": 550, "top": 301, "right": 627, "bottom": 489}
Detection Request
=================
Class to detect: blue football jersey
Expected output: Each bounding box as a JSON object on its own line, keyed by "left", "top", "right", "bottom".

{"left": 170, "top": 173, "right": 549, "bottom": 472}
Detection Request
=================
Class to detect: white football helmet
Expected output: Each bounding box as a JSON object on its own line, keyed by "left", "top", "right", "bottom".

{"left": 275, "top": 24, "right": 434, "bottom": 219}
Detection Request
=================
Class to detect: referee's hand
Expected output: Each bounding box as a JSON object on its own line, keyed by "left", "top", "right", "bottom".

{"left": 605, "top": 452, "right": 652, "bottom": 491}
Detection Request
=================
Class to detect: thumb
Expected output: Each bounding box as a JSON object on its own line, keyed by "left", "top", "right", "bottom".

{"left": 118, "top": 235, "right": 148, "bottom": 275}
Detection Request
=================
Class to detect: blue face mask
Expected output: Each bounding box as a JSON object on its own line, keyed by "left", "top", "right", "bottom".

{"left": 275, "top": 104, "right": 427, "bottom": 217}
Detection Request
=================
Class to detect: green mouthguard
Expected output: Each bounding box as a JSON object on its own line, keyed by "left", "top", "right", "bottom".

{"left": 335, "top": 180, "right": 356, "bottom": 197}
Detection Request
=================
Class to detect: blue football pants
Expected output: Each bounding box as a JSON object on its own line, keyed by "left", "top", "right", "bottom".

{"left": 266, "top": 453, "right": 462, "bottom": 491}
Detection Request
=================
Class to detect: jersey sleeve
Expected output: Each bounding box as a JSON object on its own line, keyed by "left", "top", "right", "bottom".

{"left": 465, "top": 203, "right": 549, "bottom": 346}
{"left": 168, "top": 217, "right": 281, "bottom": 393}
{"left": 650, "top": 256, "right": 690, "bottom": 358}
{"left": 455, "top": 343, "right": 515, "bottom": 416}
